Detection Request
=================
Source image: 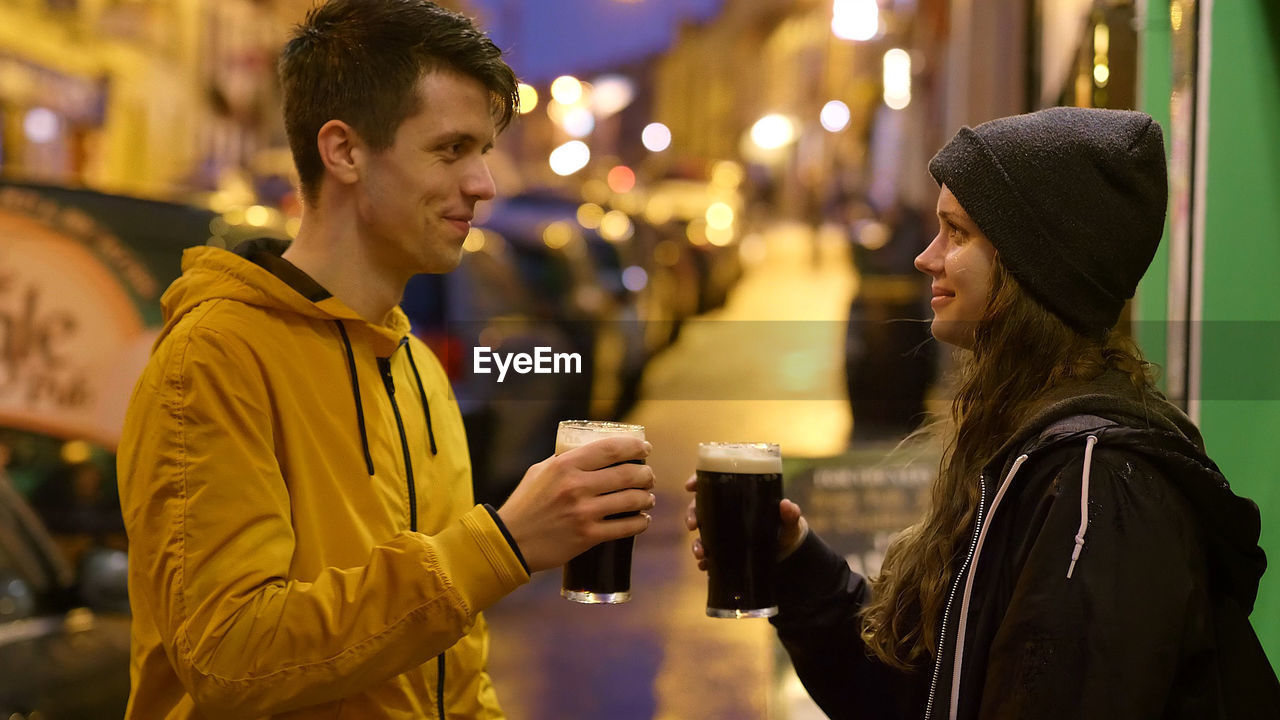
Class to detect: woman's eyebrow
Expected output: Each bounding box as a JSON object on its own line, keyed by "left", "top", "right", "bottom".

{"left": 937, "top": 209, "right": 972, "bottom": 228}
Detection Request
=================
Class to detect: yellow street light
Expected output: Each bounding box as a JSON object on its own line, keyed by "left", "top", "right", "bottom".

{"left": 550, "top": 75, "right": 583, "bottom": 105}
{"left": 883, "top": 49, "right": 911, "bottom": 110}
{"left": 750, "top": 114, "right": 797, "bottom": 150}
{"left": 832, "top": 0, "right": 879, "bottom": 42}
{"left": 518, "top": 83, "right": 539, "bottom": 114}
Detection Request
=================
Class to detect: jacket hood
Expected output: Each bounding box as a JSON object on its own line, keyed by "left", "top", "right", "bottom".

{"left": 156, "top": 241, "right": 412, "bottom": 356}
{"left": 994, "top": 370, "right": 1267, "bottom": 613}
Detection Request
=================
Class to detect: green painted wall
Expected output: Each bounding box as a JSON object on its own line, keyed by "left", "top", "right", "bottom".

{"left": 1139, "top": 0, "right": 1280, "bottom": 666}
{"left": 1197, "top": 0, "right": 1280, "bottom": 665}
{"left": 1135, "top": 2, "right": 1171, "bottom": 371}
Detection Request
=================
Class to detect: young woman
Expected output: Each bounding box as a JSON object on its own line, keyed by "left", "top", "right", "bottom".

{"left": 687, "top": 106, "right": 1280, "bottom": 719}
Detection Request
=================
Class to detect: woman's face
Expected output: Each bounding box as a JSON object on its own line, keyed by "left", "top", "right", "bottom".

{"left": 914, "top": 185, "right": 997, "bottom": 349}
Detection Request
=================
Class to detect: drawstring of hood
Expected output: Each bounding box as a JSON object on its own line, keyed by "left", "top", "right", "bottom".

{"left": 334, "top": 322, "right": 440, "bottom": 477}
{"left": 949, "top": 434, "right": 1101, "bottom": 717}
{"left": 401, "top": 337, "right": 439, "bottom": 456}
{"left": 1067, "top": 434, "right": 1099, "bottom": 579}
{"left": 335, "top": 321, "right": 376, "bottom": 476}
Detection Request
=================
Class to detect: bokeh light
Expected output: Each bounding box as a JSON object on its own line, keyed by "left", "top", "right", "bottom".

{"left": 550, "top": 75, "right": 583, "bottom": 104}
{"left": 517, "top": 83, "right": 539, "bottom": 114}
{"left": 591, "top": 75, "right": 635, "bottom": 117}
{"left": 562, "top": 106, "right": 596, "bottom": 137}
{"left": 621, "top": 266, "right": 648, "bottom": 292}
{"left": 463, "top": 228, "right": 487, "bottom": 252}
{"left": 543, "top": 220, "right": 575, "bottom": 249}
{"left": 244, "top": 205, "right": 271, "bottom": 227}
{"left": 820, "top": 100, "right": 851, "bottom": 132}
{"left": 706, "top": 224, "right": 734, "bottom": 247}
{"left": 23, "top": 108, "right": 59, "bottom": 143}
{"left": 607, "top": 165, "right": 637, "bottom": 193}
{"left": 705, "top": 202, "right": 734, "bottom": 231}
{"left": 645, "top": 195, "right": 675, "bottom": 225}
{"left": 711, "top": 160, "right": 745, "bottom": 189}
{"left": 832, "top": 0, "right": 879, "bottom": 41}
{"left": 883, "top": 49, "right": 912, "bottom": 109}
{"left": 60, "top": 440, "right": 92, "bottom": 465}
{"left": 549, "top": 141, "right": 591, "bottom": 176}
{"left": 600, "top": 210, "right": 634, "bottom": 242}
{"left": 750, "top": 114, "right": 797, "bottom": 150}
{"left": 576, "top": 202, "right": 606, "bottom": 229}
{"left": 642, "top": 122, "right": 672, "bottom": 152}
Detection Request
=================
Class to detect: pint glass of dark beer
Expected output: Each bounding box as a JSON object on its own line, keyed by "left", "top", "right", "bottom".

{"left": 695, "top": 442, "right": 783, "bottom": 618}
{"left": 557, "top": 420, "right": 646, "bottom": 604}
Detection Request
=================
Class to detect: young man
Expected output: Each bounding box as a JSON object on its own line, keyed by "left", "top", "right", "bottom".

{"left": 116, "top": 1, "right": 656, "bottom": 717}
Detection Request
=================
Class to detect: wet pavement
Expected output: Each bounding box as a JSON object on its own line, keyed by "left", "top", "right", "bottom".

{"left": 484, "top": 222, "right": 855, "bottom": 720}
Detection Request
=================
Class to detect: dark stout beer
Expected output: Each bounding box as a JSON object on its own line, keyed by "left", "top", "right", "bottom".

{"left": 557, "top": 420, "right": 646, "bottom": 604}
{"left": 696, "top": 443, "right": 783, "bottom": 618}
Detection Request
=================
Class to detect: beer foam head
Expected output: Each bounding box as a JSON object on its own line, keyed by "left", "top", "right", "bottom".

{"left": 556, "top": 420, "right": 645, "bottom": 454}
{"left": 697, "top": 443, "right": 782, "bottom": 474}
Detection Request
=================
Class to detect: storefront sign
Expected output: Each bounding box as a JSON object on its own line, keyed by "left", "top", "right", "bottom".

{"left": 0, "top": 189, "right": 157, "bottom": 449}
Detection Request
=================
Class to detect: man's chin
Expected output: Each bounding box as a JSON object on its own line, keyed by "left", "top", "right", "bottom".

{"left": 420, "top": 248, "right": 465, "bottom": 275}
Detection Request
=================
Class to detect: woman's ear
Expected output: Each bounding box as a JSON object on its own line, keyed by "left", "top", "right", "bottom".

{"left": 317, "top": 119, "right": 361, "bottom": 187}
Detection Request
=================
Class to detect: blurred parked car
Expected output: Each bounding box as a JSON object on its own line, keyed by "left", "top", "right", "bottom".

{"left": 479, "top": 190, "right": 652, "bottom": 422}
{"left": 0, "top": 475, "right": 131, "bottom": 719}
{"left": 641, "top": 175, "right": 744, "bottom": 315}
{"left": 401, "top": 229, "right": 580, "bottom": 506}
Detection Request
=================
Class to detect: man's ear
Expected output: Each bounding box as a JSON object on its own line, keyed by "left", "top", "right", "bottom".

{"left": 317, "top": 119, "right": 362, "bottom": 186}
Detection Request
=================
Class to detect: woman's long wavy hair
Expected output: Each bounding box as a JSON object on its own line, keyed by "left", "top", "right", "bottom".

{"left": 859, "top": 256, "right": 1158, "bottom": 669}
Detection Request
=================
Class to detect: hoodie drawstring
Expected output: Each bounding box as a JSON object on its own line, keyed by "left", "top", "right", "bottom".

{"left": 335, "top": 321, "right": 376, "bottom": 476}
{"left": 1067, "top": 434, "right": 1099, "bottom": 579}
{"left": 401, "top": 338, "right": 438, "bottom": 456}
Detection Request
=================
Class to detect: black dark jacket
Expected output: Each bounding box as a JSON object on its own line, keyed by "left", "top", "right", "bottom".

{"left": 772, "top": 372, "right": 1280, "bottom": 719}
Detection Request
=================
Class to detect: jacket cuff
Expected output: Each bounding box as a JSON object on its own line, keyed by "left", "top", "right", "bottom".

{"left": 428, "top": 505, "right": 530, "bottom": 616}
{"left": 483, "top": 503, "right": 530, "bottom": 574}
{"left": 774, "top": 530, "right": 852, "bottom": 609}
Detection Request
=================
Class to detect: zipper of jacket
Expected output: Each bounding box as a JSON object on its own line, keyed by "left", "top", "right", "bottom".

{"left": 377, "top": 357, "right": 418, "bottom": 532}
{"left": 437, "top": 653, "right": 446, "bottom": 719}
{"left": 924, "top": 473, "right": 988, "bottom": 720}
{"left": 378, "top": 357, "right": 444, "bottom": 716}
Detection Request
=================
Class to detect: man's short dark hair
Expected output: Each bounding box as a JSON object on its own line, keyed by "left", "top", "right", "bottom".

{"left": 279, "top": 0, "right": 518, "bottom": 205}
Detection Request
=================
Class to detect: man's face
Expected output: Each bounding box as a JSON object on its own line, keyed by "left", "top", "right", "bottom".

{"left": 356, "top": 70, "right": 497, "bottom": 276}
{"left": 914, "top": 184, "right": 997, "bottom": 349}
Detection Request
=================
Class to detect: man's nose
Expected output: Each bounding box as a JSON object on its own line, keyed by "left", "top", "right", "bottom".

{"left": 465, "top": 160, "right": 497, "bottom": 201}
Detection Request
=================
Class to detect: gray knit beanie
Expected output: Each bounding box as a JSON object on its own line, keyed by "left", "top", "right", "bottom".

{"left": 928, "top": 106, "right": 1168, "bottom": 337}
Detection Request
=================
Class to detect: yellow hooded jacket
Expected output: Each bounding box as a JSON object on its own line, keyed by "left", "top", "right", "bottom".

{"left": 117, "top": 243, "right": 530, "bottom": 719}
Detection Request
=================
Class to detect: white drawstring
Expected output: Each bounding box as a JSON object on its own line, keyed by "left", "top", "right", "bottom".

{"left": 1066, "top": 435, "right": 1098, "bottom": 579}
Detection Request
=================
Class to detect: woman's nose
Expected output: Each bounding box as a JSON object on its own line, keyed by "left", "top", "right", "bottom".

{"left": 914, "top": 234, "right": 944, "bottom": 275}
